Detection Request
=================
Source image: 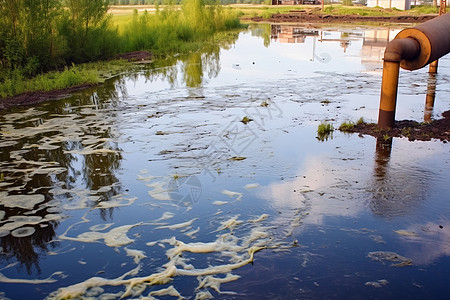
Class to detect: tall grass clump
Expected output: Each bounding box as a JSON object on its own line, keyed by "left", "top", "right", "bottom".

{"left": 317, "top": 122, "right": 334, "bottom": 141}
{"left": 120, "top": 0, "right": 242, "bottom": 55}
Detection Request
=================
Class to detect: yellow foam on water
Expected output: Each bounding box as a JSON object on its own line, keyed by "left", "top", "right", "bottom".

{"left": 0, "top": 193, "right": 45, "bottom": 209}
{"left": 221, "top": 190, "right": 243, "bottom": 201}
{"left": 60, "top": 222, "right": 143, "bottom": 248}
{"left": 212, "top": 201, "right": 228, "bottom": 206}
{"left": 156, "top": 218, "right": 198, "bottom": 230}
{"left": 197, "top": 273, "right": 240, "bottom": 293}
{"left": 215, "top": 215, "right": 242, "bottom": 232}
{"left": 125, "top": 248, "right": 148, "bottom": 264}
{"left": 0, "top": 271, "right": 63, "bottom": 284}
{"left": 244, "top": 183, "right": 260, "bottom": 189}
{"left": 47, "top": 215, "right": 271, "bottom": 300}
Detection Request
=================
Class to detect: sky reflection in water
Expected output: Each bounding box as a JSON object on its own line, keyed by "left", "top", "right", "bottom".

{"left": 0, "top": 24, "right": 449, "bottom": 300}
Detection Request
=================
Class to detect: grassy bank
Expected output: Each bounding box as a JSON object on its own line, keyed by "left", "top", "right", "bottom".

{"left": 0, "top": 61, "right": 136, "bottom": 99}
{"left": 0, "top": 2, "right": 243, "bottom": 100}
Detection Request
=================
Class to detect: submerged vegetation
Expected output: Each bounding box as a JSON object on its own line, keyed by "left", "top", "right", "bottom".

{"left": 0, "top": 0, "right": 242, "bottom": 99}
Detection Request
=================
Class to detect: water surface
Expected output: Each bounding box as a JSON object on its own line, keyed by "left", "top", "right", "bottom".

{"left": 1, "top": 24, "right": 449, "bottom": 300}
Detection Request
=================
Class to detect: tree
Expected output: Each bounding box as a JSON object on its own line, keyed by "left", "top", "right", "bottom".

{"left": 0, "top": 0, "right": 63, "bottom": 72}
{"left": 22, "top": 0, "right": 63, "bottom": 69}
{"left": 0, "top": 0, "right": 23, "bottom": 69}
{"left": 65, "top": 0, "right": 110, "bottom": 36}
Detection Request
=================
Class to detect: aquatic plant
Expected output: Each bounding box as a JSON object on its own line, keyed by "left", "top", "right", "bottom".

{"left": 317, "top": 122, "right": 334, "bottom": 141}
{"left": 338, "top": 117, "right": 365, "bottom": 132}
{"left": 356, "top": 117, "right": 365, "bottom": 125}
{"left": 318, "top": 122, "right": 334, "bottom": 134}
{"left": 240, "top": 116, "right": 253, "bottom": 124}
{"left": 338, "top": 121, "right": 355, "bottom": 132}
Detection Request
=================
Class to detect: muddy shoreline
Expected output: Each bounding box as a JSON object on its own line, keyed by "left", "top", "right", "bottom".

{"left": 0, "top": 51, "right": 152, "bottom": 111}
{"left": 0, "top": 84, "right": 98, "bottom": 111}
{"left": 244, "top": 11, "right": 437, "bottom": 24}
{"left": 341, "top": 110, "right": 450, "bottom": 143}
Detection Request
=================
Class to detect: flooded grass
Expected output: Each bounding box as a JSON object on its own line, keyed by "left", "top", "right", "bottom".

{"left": 0, "top": 24, "right": 450, "bottom": 300}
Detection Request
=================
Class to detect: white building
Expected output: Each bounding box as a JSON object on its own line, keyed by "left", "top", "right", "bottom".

{"left": 366, "top": 0, "right": 411, "bottom": 10}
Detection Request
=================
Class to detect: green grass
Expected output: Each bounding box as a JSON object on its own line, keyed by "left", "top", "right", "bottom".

{"left": 0, "top": 66, "right": 99, "bottom": 98}
{"left": 356, "top": 117, "right": 364, "bottom": 125}
{"left": 317, "top": 122, "right": 334, "bottom": 141}
{"left": 234, "top": 5, "right": 303, "bottom": 18}
{"left": 1, "top": 3, "right": 243, "bottom": 99}
{"left": 339, "top": 121, "right": 355, "bottom": 131}
{"left": 339, "top": 117, "right": 365, "bottom": 132}
{"left": 410, "top": 5, "right": 440, "bottom": 14}
{"left": 321, "top": 5, "right": 399, "bottom": 16}
{"left": 0, "top": 59, "right": 147, "bottom": 99}
{"left": 115, "top": 5, "right": 243, "bottom": 56}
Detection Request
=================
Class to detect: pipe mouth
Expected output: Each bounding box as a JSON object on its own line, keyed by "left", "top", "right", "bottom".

{"left": 395, "top": 28, "right": 432, "bottom": 71}
{"left": 384, "top": 38, "right": 420, "bottom": 63}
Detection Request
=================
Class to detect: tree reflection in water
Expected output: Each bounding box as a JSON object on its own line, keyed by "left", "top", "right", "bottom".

{"left": 0, "top": 32, "right": 239, "bottom": 275}
{"left": 0, "top": 86, "right": 123, "bottom": 273}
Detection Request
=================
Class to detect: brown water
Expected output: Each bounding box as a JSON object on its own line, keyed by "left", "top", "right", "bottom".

{"left": 1, "top": 24, "right": 449, "bottom": 300}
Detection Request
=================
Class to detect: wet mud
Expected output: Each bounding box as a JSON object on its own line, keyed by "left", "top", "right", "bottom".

{"left": 344, "top": 110, "right": 450, "bottom": 142}
{"left": 0, "top": 83, "right": 98, "bottom": 110}
{"left": 245, "top": 11, "right": 437, "bottom": 24}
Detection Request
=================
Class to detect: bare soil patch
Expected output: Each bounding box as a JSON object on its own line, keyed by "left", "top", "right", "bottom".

{"left": 116, "top": 51, "right": 153, "bottom": 62}
{"left": 245, "top": 11, "right": 437, "bottom": 24}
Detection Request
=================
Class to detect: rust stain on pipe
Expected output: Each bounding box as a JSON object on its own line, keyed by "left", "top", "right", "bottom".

{"left": 378, "top": 13, "right": 450, "bottom": 128}
{"left": 397, "top": 13, "right": 450, "bottom": 70}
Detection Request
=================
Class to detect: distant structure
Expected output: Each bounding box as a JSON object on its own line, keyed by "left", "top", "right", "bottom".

{"left": 272, "top": 0, "right": 320, "bottom": 4}
{"left": 271, "top": 25, "right": 319, "bottom": 43}
{"left": 366, "top": 0, "right": 411, "bottom": 10}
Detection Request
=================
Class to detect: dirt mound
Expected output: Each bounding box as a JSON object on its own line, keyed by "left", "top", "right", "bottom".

{"left": 116, "top": 51, "right": 153, "bottom": 62}
{"left": 246, "top": 12, "right": 437, "bottom": 24}
{"left": 0, "top": 84, "right": 97, "bottom": 111}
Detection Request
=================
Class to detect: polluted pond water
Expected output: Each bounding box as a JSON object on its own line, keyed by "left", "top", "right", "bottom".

{"left": 0, "top": 24, "right": 450, "bottom": 299}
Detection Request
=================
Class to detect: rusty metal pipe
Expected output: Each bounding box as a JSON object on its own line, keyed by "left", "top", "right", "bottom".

{"left": 429, "top": 60, "right": 438, "bottom": 73}
{"left": 378, "top": 13, "right": 450, "bottom": 128}
{"left": 378, "top": 38, "right": 420, "bottom": 128}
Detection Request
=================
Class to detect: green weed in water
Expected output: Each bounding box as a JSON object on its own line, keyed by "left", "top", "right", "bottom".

{"left": 317, "top": 122, "right": 334, "bottom": 141}
{"left": 356, "top": 117, "right": 365, "bottom": 125}
{"left": 339, "top": 121, "right": 355, "bottom": 132}
{"left": 241, "top": 116, "right": 253, "bottom": 124}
